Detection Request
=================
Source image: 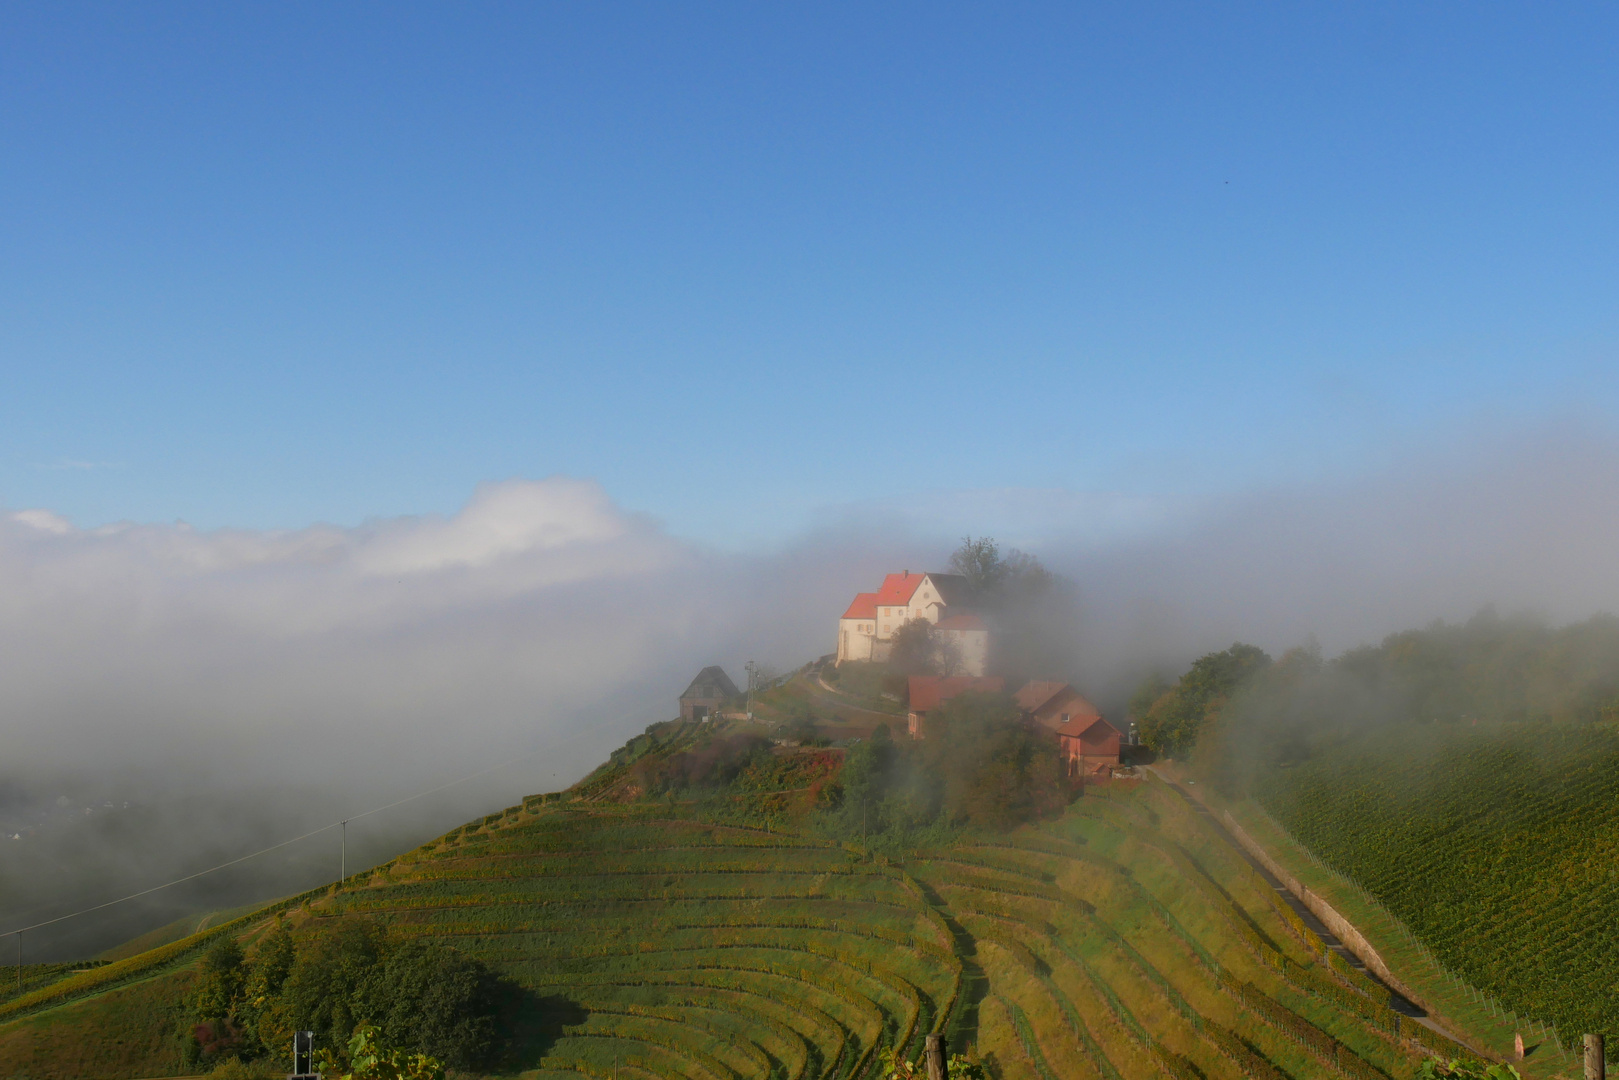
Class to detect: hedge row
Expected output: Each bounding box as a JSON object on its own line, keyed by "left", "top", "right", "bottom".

{"left": 1237, "top": 980, "right": 1389, "bottom": 1080}
{"left": 997, "top": 993, "right": 1062, "bottom": 1080}
{"left": 1149, "top": 1040, "right": 1203, "bottom": 1080}
{"left": 1203, "top": 1020, "right": 1290, "bottom": 1080}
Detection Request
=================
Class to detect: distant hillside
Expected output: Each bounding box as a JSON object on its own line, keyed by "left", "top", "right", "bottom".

{"left": 0, "top": 668, "right": 1546, "bottom": 1080}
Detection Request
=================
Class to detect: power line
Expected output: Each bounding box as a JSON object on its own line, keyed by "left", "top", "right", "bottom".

{"left": 3, "top": 723, "right": 605, "bottom": 940}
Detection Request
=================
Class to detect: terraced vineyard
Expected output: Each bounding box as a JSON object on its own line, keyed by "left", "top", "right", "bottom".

{"left": 341, "top": 805, "right": 958, "bottom": 1079}
{"left": 1255, "top": 720, "right": 1619, "bottom": 1051}
{"left": 0, "top": 726, "right": 1504, "bottom": 1079}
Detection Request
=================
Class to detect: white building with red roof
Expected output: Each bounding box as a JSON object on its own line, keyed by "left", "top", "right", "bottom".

{"left": 835, "top": 570, "right": 990, "bottom": 675}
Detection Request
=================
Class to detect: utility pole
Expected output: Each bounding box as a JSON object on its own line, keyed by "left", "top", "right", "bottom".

{"left": 341, "top": 820, "right": 347, "bottom": 880}
{"left": 14, "top": 931, "right": 19, "bottom": 993}
{"left": 745, "top": 660, "right": 757, "bottom": 720}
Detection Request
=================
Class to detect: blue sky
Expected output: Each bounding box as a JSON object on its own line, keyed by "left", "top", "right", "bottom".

{"left": 4, "top": 3, "right": 1618, "bottom": 545}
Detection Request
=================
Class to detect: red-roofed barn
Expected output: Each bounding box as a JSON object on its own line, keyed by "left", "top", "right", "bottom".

{"left": 906, "top": 674, "right": 1005, "bottom": 737}
{"left": 1013, "top": 681, "right": 1102, "bottom": 733}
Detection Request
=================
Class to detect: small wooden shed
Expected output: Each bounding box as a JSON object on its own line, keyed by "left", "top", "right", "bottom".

{"left": 679, "top": 665, "right": 740, "bottom": 721}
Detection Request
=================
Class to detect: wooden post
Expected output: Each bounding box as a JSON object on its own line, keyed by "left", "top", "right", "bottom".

{"left": 1515, "top": 1032, "right": 1525, "bottom": 1060}
{"left": 926, "top": 1033, "right": 947, "bottom": 1080}
{"left": 1586, "top": 1034, "right": 1605, "bottom": 1080}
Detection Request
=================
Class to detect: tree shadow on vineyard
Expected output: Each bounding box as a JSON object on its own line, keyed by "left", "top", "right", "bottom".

{"left": 914, "top": 878, "right": 989, "bottom": 1048}
{"left": 499, "top": 991, "right": 589, "bottom": 1069}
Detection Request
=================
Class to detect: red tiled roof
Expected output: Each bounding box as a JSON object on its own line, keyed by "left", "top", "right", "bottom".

{"left": 875, "top": 572, "right": 927, "bottom": 606}
{"left": 1014, "top": 680, "right": 1068, "bottom": 712}
{"left": 934, "top": 613, "right": 987, "bottom": 631}
{"left": 1056, "top": 715, "right": 1121, "bottom": 740}
{"left": 908, "top": 675, "right": 1005, "bottom": 713}
{"left": 841, "top": 592, "right": 879, "bottom": 620}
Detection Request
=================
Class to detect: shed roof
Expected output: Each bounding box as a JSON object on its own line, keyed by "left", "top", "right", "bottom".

{"left": 1055, "top": 715, "right": 1122, "bottom": 741}
{"left": 680, "top": 665, "right": 740, "bottom": 701}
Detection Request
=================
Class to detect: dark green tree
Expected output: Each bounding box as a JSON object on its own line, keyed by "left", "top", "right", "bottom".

{"left": 1139, "top": 643, "right": 1272, "bottom": 755}
{"left": 272, "top": 921, "right": 386, "bottom": 1055}
{"left": 921, "top": 691, "right": 1066, "bottom": 829}
{"left": 950, "top": 537, "right": 1009, "bottom": 592}
{"left": 356, "top": 942, "right": 507, "bottom": 1070}
{"left": 889, "top": 618, "right": 947, "bottom": 676}
{"left": 191, "top": 937, "right": 247, "bottom": 1021}
{"left": 946, "top": 536, "right": 1071, "bottom": 682}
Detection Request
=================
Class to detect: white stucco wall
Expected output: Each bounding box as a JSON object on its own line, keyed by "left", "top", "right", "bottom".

{"left": 837, "top": 617, "right": 877, "bottom": 663}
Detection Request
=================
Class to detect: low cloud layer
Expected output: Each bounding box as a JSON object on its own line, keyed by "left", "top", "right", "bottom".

{"left": 11, "top": 433, "right": 1619, "bottom": 785}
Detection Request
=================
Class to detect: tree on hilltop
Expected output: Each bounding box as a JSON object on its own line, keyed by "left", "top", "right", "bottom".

{"left": 950, "top": 536, "right": 1052, "bottom": 603}
{"left": 948, "top": 536, "right": 1073, "bottom": 683}
{"left": 1138, "top": 643, "right": 1271, "bottom": 756}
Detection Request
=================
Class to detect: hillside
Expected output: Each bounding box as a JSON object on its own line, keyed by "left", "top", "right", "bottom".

{"left": 0, "top": 674, "right": 1533, "bottom": 1080}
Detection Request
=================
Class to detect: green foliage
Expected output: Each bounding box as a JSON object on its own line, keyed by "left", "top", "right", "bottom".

{"left": 818, "top": 693, "right": 1065, "bottom": 844}
{"left": 192, "top": 937, "right": 247, "bottom": 1021}
{"left": 924, "top": 691, "right": 1066, "bottom": 829}
{"left": 356, "top": 941, "right": 505, "bottom": 1070}
{"left": 879, "top": 1044, "right": 987, "bottom": 1078}
{"left": 628, "top": 731, "right": 771, "bottom": 794}
{"left": 182, "top": 919, "right": 514, "bottom": 1073}
{"left": 1213, "top": 612, "right": 1619, "bottom": 791}
{"left": 207, "top": 1057, "right": 283, "bottom": 1079}
{"left": 827, "top": 661, "right": 907, "bottom": 711}
{"left": 270, "top": 920, "right": 384, "bottom": 1054}
{"left": 1417, "top": 1058, "right": 1521, "bottom": 1080}
{"left": 890, "top": 618, "right": 949, "bottom": 676}
{"left": 316, "top": 1024, "right": 444, "bottom": 1080}
{"left": 1128, "top": 673, "right": 1170, "bottom": 727}
{"left": 1138, "top": 642, "right": 1271, "bottom": 754}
